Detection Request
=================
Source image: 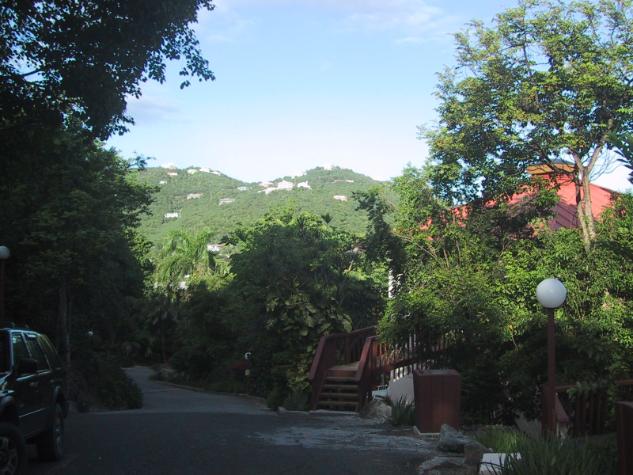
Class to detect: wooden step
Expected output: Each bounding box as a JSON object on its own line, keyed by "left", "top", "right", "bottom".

{"left": 319, "top": 391, "right": 358, "bottom": 400}
{"left": 316, "top": 400, "right": 359, "bottom": 410}
{"left": 326, "top": 369, "right": 356, "bottom": 378}
{"left": 323, "top": 376, "right": 357, "bottom": 383}
{"left": 322, "top": 383, "right": 358, "bottom": 391}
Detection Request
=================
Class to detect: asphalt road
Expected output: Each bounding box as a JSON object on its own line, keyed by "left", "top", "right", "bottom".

{"left": 29, "top": 367, "right": 432, "bottom": 474}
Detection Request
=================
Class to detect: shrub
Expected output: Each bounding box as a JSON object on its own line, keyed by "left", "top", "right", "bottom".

{"left": 72, "top": 351, "right": 143, "bottom": 410}
{"left": 266, "top": 385, "right": 286, "bottom": 410}
{"left": 282, "top": 391, "right": 309, "bottom": 411}
{"left": 492, "top": 435, "right": 617, "bottom": 475}
{"left": 475, "top": 426, "right": 525, "bottom": 452}
{"left": 386, "top": 396, "right": 416, "bottom": 426}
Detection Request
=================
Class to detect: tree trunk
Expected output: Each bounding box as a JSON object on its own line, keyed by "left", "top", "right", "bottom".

{"left": 581, "top": 168, "right": 596, "bottom": 241}
{"left": 572, "top": 154, "right": 597, "bottom": 253}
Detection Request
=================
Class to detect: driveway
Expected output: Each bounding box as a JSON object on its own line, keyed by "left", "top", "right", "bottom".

{"left": 30, "top": 366, "right": 433, "bottom": 474}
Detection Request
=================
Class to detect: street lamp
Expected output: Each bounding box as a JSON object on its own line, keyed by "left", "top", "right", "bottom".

{"left": 0, "top": 246, "right": 10, "bottom": 326}
{"left": 536, "top": 277, "right": 567, "bottom": 434}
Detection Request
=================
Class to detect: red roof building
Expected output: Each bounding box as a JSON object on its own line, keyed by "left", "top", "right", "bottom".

{"left": 433, "top": 164, "right": 619, "bottom": 232}
{"left": 514, "top": 165, "right": 618, "bottom": 230}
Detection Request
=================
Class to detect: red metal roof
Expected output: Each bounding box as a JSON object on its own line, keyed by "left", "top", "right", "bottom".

{"left": 428, "top": 171, "right": 619, "bottom": 232}
{"left": 507, "top": 174, "right": 617, "bottom": 230}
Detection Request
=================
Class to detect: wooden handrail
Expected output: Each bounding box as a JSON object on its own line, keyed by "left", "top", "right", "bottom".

{"left": 555, "top": 379, "right": 633, "bottom": 392}
{"left": 308, "top": 326, "right": 375, "bottom": 409}
{"left": 551, "top": 378, "right": 633, "bottom": 436}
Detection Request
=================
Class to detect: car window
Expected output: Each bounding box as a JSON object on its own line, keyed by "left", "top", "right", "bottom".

{"left": 0, "top": 331, "right": 8, "bottom": 373}
{"left": 38, "top": 335, "right": 62, "bottom": 368}
{"left": 24, "top": 334, "right": 50, "bottom": 371}
{"left": 12, "top": 333, "right": 30, "bottom": 367}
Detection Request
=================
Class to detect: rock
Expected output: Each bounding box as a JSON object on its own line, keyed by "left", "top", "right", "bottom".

{"left": 360, "top": 398, "right": 392, "bottom": 422}
{"left": 463, "top": 441, "right": 490, "bottom": 466}
{"left": 437, "top": 424, "right": 473, "bottom": 453}
{"left": 418, "top": 456, "right": 477, "bottom": 475}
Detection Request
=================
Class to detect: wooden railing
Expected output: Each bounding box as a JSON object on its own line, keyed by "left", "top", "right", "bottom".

{"left": 550, "top": 379, "right": 633, "bottom": 436}
{"left": 308, "top": 326, "right": 375, "bottom": 409}
{"left": 355, "top": 333, "right": 449, "bottom": 408}
{"left": 617, "top": 401, "right": 633, "bottom": 475}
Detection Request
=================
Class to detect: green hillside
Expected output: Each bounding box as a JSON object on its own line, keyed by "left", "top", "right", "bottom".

{"left": 134, "top": 166, "right": 388, "bottom": 248}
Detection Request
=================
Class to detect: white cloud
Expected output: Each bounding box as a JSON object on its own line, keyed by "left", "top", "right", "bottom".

{"left": 126, "top": 95, "right": 180, "bottom": 123}
{"left": 196, "top": 0, "right": 255, "bottom": 43}
{"left": 210, "top": 0, "right": 458, "bottom": 45}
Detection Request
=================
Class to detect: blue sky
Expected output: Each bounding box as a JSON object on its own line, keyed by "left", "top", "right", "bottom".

{"left": 108, "top": 0, "right": 631, "bottom": 191}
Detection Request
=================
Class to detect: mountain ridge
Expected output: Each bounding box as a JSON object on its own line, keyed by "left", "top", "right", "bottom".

{"left": 134, "top": 165, "right": 389, "bottom": 248}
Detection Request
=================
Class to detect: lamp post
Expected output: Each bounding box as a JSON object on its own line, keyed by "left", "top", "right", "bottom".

{"left": 0, "top": 246, "right": 10, "bottom": 326}
{"left": 536, "top": 277, "right": 567, "bottom": 434}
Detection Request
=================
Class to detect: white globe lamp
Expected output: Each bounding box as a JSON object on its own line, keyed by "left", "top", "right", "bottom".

{"left": 536, "top": 278, "right": 567, "bottom": 309}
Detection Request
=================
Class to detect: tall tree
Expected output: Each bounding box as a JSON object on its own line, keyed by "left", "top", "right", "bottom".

{"left": 0, "top": 125, "right": 152, "bottom": 364}
{"left": 427, "top": 0, "right": 633, "bottom": 251}
{"left": 0, "top": 0, "right": 214, "bottom": 138}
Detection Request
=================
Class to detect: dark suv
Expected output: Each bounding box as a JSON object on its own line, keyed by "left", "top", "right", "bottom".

{"left": 0, "top": 328, "right": 68, "bottom": 474}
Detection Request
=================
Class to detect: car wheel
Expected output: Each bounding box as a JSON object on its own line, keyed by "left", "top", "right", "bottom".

{"left": 0, "top": 423, "right": 25, "bottom": 475}
{"left": 36, "top": 404, "right": 64, "bottom": 462}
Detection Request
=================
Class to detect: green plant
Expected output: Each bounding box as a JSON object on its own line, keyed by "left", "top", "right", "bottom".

{"left": 492, "top": 436, "right": 617, "bottom": 475}
{"left": 72, "top": 352, "right": 143, "bottom": 410}
{"left": 282, "top": 391, "right": 309, "bottom": 411}
{"left": 388, "top": 396, "right": 416, "bottom": 427}
{"left": 475, "top": 427, "right": 525, "bottom": 453}
{"left": 266, "top": 386, "right": 286, "bottom": 410}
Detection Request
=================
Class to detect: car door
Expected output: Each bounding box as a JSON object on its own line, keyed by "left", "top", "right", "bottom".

{"left": 23, "top": 333, "right": 53, "bottom": 432}
{"left": 12, "top": 332, "right": 42, "bottom": 437}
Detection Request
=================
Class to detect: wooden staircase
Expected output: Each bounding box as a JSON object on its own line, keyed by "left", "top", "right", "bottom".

{"left": 315, "top": 363, "right": 360, "bottom": 411}
{"left": 309, "top": 326, "right": 443, "bottom": 412}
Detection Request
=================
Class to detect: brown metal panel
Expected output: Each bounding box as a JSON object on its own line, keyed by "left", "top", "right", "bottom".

{"left": 618, "top": 401, "right": 633, "bottom": 475}
{"left": 414, "top": 369, "right": 461, "bottom": 433}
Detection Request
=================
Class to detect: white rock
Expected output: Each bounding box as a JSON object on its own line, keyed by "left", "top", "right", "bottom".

{"left": 479, "top": 453, "right": 521, "bottom": 474}
{"left": 333, "top": 195, "right": 348, "bottom": 202}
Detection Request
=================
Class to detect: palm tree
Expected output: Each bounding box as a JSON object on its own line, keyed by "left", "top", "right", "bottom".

{"left": 156, "top": 229, "right": 215, "bottom": 289}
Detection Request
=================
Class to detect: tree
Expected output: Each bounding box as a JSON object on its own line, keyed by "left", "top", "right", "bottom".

{"left": 0, "top": 125, "right": 153, "bottom": 368}
{"left": 156, "top": 229, "right": 216, "bottom": 289}
{"left": 0, "top": 0, "right": 214, "bottom": 138}
{"left": 226, "top": 209, "right": 381, "bottom": 401}
{"left": 427, "top": 0, "right": 633, "bottom": 251}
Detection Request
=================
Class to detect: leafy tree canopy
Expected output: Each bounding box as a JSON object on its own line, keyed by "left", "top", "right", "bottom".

{"left": 0, "top": 0, "right": 214, "bottom": 138}
{"left": 427, "top": 0, "right": 633, "bottom": 249}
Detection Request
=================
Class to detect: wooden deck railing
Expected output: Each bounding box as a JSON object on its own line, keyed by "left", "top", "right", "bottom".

{"left": 309, "top": 326, "right": 450, "bottom": 410}
{"left": 617, "top": 401, "right": 633, "bottom": 475}
{"left": 549, "top": 379, "right": 633, "bottom": 436}
{"left": 354, "top": 332, "right": 449, "bottom": 408}
{"left": 308, "top": 326, "right": 375, "bottom": 409}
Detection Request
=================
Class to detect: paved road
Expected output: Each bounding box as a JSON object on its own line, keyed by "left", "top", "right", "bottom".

{"left": 30, "top": 367, "right": 432, "bottom": 474}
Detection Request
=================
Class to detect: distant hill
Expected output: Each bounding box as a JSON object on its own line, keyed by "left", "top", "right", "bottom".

{"left": 134, "top": 166, "right": 388, "bottom": 248}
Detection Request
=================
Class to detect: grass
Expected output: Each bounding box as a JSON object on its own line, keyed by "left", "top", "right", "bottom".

{"left": 385, "top": 396, "right": 416, "bottom": 426}
{"left": 476, "top": 426, "right": 524, "bottom": 452}
{"left": 475, "top": 427, "right": 617, "bottom": 475}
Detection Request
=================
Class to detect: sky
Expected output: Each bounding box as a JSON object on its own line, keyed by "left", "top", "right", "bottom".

{"left": 108, "top": 0, "right": 632, "bottom": 191}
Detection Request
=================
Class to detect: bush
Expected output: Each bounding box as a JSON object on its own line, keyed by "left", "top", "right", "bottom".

{"left": 491, "top": 435, "right": 617, "bottom": 475}
{"left": 386, "top": 396, "right": 415, "bottom": 426}
{"left": 72, "top": 351, "right": 143, "bottom": 410}
{"left": 475, "top": 426, "right": 524, "bottom": 452}
{"left": 266, "top": 385, "right": 286, "bottom": 410}
{"left": 281, "top": 391, "right": 309, "bottom": 411}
